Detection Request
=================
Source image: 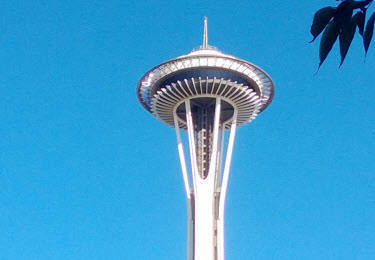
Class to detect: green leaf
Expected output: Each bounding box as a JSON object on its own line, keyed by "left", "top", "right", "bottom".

{"left": 319, "top": 20, "right": 341, "bottom": 68}
{"left": 363, "top": 12, "right": 375, "bottom": 55}
{"left": 310, "top": 7, "right": 336, "bottom": 42}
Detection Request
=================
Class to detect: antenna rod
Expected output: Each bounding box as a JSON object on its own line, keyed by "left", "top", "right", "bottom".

{"left": 203, "top": 17, "right": 208, "bottom": 48}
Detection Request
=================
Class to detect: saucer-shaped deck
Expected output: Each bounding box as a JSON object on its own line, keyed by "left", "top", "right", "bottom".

{"left": 137, "top": 48, "right": 274, "bottom": 128}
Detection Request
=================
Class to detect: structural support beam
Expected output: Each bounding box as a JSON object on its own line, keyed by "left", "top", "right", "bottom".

{"left": 174, "top": 110, "right": 191, "bottom": 198}
{"left": 185, "top": 99, "right": 199, "bottom": 189}
{"left": 217, "top": 109, "right": 238, "bottom": 260}
{"left": 173, "top": 110, "right": 194, "bottom": 260}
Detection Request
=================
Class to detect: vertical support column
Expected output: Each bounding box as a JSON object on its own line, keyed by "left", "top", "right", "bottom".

{"left": 215, "top": 127, "right": 225, "bottom": 188}
{"left": 192, "top": 98, "right": 221, "bottom": 260}
{"left": 216, "top": 109, "right": 238, "bottom": 260}
{"left": 207, "top": 98, "right": 221, "bottom": 180}
{"left": 173, "top": 111, "right": 191, "bottom": 197}
{"left": 185, "top": 99, "right": 198, "bottom": 189}
{"left": 173, "top": 110, "right": 194, "bottom": 260}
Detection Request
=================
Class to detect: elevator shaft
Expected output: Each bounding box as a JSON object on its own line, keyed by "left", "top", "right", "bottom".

{"left": 193, "top": 104, "right": 215, "bottom": 179}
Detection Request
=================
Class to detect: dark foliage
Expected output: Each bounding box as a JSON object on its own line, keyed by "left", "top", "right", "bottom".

{"left": 320, "top": 20, "right": 341, "bottom": 68}
{"left": 335, "top": 0, "right": 355, "bottom": 27}
{"left": 339, "top": 16, "right": 357, "bottom": 66}
{"left": 352, "top": 0, "right": 373, "bottom": 9}
{"left": 310, "top": 7, "right": 337, "bottom": 42}
{"left": 310, "top": 0, "right": 374, "bottom": 68}
{"left": 355, "top": 10, "right": 366, "bottom": 35}
{"left": 364, "top": 12, "right": 375, "bottom": 54}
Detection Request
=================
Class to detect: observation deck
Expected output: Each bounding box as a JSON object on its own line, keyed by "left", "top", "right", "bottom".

{"left": 137, "top": 23, "right": 274, "bottom": 129}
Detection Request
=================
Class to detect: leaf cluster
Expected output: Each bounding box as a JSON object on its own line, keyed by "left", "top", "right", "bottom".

{"left": 310, "top": 0, "right": 375, "bottom": 69}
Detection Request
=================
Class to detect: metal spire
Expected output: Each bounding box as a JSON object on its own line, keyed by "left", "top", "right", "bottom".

{"left": 203, "top": 17, "right": 208, "bottom": 48}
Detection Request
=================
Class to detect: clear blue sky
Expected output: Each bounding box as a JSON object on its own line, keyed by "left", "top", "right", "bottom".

{"left": 1, "top": 0, "right": 375, "bottom": 259}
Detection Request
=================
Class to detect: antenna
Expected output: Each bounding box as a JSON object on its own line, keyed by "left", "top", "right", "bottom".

{"left": 203, "top": 17, "right": 208, "bottom": 48}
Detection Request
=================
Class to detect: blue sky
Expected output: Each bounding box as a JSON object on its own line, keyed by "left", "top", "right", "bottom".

{"left": 1, "top": 0, "right": 375, "bottom": 259}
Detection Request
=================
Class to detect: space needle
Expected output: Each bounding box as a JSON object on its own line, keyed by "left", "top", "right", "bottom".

{"left": 137, "top": 18, "right": 274, "bottom": 260}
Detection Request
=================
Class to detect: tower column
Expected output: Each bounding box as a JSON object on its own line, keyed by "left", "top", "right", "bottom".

{"left": 182, "top": 98, "right": 222, "bottom": 260}
{"left": 194, "top": 178, "right": 216, "bottom": 260}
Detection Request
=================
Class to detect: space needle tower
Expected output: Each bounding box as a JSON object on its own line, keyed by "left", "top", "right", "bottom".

{"left": 137, "top": 18, "right": 274, "bottom": 260}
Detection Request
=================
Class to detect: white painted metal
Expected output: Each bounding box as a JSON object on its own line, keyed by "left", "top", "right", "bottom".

{"left": 185, "top": 99, "right": 199, "bottom": 189}
{"left": 203, "top": 17, "right": 208, "bottom": 48}
{"left": 217, "top": 109, "right": 238, "bottom": 260}
{"left": 193, "top": 98, "right": 221, "bottom": 260}
{"left": 174, "top": 108, "right": 194, "bottom": 260}
{"left": 208, "top": 98, "right": 221, "bottom": 180}
{"left": 219, "top": 109, "right": 238, "bottom": 217}
{"left": 173, "top": 110, "right": 191, "bottom": 198}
